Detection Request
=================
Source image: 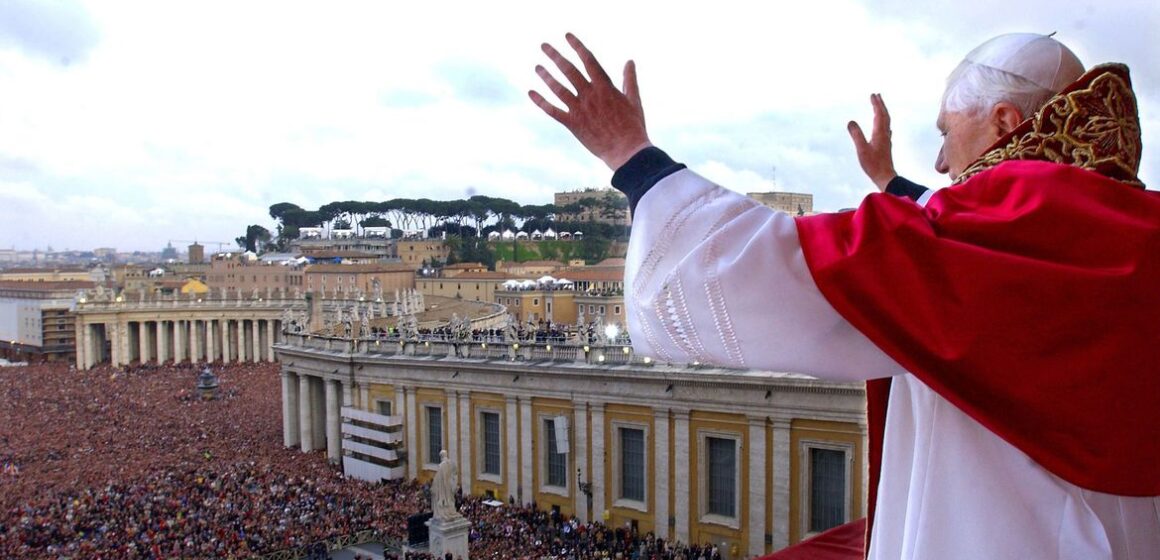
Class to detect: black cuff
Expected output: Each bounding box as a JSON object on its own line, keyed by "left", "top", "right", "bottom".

{"left": 885, "top": 176, "right": 929, "bottom": 202}
{"left": 611, "top": 147, "right": 687, "bottom": 214}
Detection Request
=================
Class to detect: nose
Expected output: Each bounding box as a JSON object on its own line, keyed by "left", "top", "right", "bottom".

{"left": 935, "top": 146, "right": 949, "bottom": 175}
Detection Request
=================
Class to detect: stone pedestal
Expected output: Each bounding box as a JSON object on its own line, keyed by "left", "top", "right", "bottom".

{"left": 427, "top": 515, "right": 470, "bottom": 560}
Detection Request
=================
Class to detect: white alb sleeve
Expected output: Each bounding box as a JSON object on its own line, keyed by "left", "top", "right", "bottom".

{"left": 624, "top": 169, "right": 904, "bottom": 381}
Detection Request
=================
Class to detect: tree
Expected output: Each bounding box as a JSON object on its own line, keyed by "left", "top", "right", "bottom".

{"left": 237, "top": 224, "right": 273, "bottom": 253}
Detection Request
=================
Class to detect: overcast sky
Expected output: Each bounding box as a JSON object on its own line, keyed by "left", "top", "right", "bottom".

{"left": 1, "top": 0, "right": 1156, "bottom": 252}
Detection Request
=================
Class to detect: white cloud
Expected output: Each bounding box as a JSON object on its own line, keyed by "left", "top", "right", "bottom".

{"left": 0, "top": 0, "right": 1154, "bottom": 250}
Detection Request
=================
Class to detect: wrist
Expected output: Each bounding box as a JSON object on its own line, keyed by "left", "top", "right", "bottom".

{"left": 604, "top": 140, "right": 654, "bottom": 171}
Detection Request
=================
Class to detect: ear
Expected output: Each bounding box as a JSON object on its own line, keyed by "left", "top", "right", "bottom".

{"left": 988, "top": 102, "right": 1025, "bottom": 137}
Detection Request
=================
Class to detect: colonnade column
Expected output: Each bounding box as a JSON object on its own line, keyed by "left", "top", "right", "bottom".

{"left": 520, "top": 397, "right": 533, "bottom": 506}
{"left": 653, "top": 408, "right": 671, "bottom": 540}
{"left": 251, "top": 320, "right": 261, "bottom": 362}
{"left": 590, "top": 402, "right": 606, "bottom": 518}
{"left": 505, "top": 396, "right": 520, "bottom": 501}
{"left": 188, "top": 320, "right": 198, "bottom": 363}
{"left": 75, "top": 322, "right": 89, "bottom": 370}
{"left": 265, "top": 319, "right": 276, "bottom": 361}
{"left": 673, "top": 409, "right": 691, "bottom": 544}
{"left": 573, "top": 402, "right": 590, "bottom": 523}
{"left": 311, "top": 378, "right": 325, "bottom": 447}
{"left": 206, "top": 320, "right": 216, "bottom": 363}
{"left": 772, "top": 419, "right": 792, "bottom": 551}
{"left": 158, "top": 321, "right": 169, "bottom": 364}
{"left": 458, "top": 392, "right": 472, "bottom": 494}
{"left": 235, "top": 320, "right": 246, "bottom": 362}
{"left": 138, "top": 322, "right": 149, "bottom": 364}
{"left": 174, "top": 320, "right": 185, "bottom": 364}
{"left": 299, "top": 374, "right": 315, "bottom": 452}
{"left": 325, "top": 379, "right": 341, "bottom": 464}
{"left": 405, "top": 387, "right": 418, "bottom": 479}
{"left": 282, "top": 372, "right": 300, "bottom": 447}
{"left": 221, "top": 320, "right": 231, "bottom": 363}
{"left": 748, "top": 416, "right": 769, "bottom": 558}
{"left": 446, "top": 389, "right": 461, "bottom": 483}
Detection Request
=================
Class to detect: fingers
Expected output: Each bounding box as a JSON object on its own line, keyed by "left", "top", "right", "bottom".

{"left": 541, "top": 42, "right": 589, "bottom": 92}
{"left": 566, "top": 32, "right": 612, "bottom": 86}
{"left": 535, "top": 64, "right": 577, "bottom": 106}
{"left": 847, "top": 121, "right": 869, "bottom": 151}
{"left": 871, "top": 93, "right": 892, "bottom": 143}
{"left": 622, "top": 60, "right": 641, "bottom": 111}
{"left": 528, "top": 90, "right": 567, "bottom": 125}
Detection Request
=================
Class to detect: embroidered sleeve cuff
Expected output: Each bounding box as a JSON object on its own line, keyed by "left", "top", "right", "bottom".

{"left": 611, "top": 146, "right": 687, "bottom": 214}
{"left": 885, "top": 176, "right": 930, "bottom": 202}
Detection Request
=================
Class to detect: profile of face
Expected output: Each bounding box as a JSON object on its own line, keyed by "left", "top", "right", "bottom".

{"left": 934, "top": 103, "right": 1024, "bottom": 180}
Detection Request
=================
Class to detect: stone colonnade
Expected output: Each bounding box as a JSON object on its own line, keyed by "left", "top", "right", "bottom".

{"left": 76, "top": 317, "right": 280, "bottom": 369}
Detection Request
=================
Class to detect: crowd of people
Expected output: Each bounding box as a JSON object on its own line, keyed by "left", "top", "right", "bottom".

{"left": 1, "top": 361, "right": 728, "bottom": 559}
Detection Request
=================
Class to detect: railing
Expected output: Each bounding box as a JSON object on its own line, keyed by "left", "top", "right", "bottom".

{"left": 281, "top": 331, "right": 653, "bottom": 366}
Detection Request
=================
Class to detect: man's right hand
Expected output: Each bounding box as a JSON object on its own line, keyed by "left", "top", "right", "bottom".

{"left": 848, "top": 93, "right": 897, "bottom": 191}
{"left": 529, "top": 33, "right": 652, "bottom": 171}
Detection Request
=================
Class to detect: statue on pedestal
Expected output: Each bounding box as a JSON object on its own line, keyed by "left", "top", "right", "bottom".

{"left": 431, "top": 450, "right": 460, "bottom": 521}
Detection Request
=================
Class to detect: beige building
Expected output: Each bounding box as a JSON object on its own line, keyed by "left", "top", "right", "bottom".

{"left": 0, "top": 267, "right": 92, "bottom": 283}
{"left": 276, "top": 334, "right": 868, "bottom": 558}
{"left": 441, "top": 262, "right": 490, "bottom": 278}
{"left": 397, "top": 240, "right": 451, "bottom": 268}
{"left": 205, "top": 256, "right": 306, "bottom": 294}
{"left": 304, "top": 263, "right": 415, "bottom": 297}
{"left": 554, "top": 188, "right": 631, "bottom": 227}
{"left": 496, "top": 260, "right": 564, "bottom": 277}
{"left": 418, "top": 271, "right": 511, "bottom": 303}
{"left": 747, "top": 192, "right": 814, "bottom": 216}
{"left": 0, "top": 280, "right": 93, "bottom": 363}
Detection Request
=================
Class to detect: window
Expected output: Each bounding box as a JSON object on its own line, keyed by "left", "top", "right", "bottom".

{"left": 614, "top": 305, "right": 621, "bottom": 315}
{"left": 619, "top": 427, "right": 645, "bottom": 502}
{"left": 544, "top": 418, "right": 568, "bottom": 488}
{"left": 809, "top": 447, "right": 848, "bottom": 533}
{"left": 426, "top": 406, "right": 443, "bottom": 466}
{"left": 599, "top": 305, "right": 606, "bottom": 315}
{"left": 588, "top": 305, "right": 595, "bottom": 314}
{"left": 546, "top": 302, "right": 552, "bottom": 313}
{"left": 533, "top": 298, "right": 539, "bottom": 306}
{"left": 377, "top": 400, "right": 392, "bottom": 416}
{"left": 707, "top": 437, "right": 737, "bottom": 517}
{"left": 481, "top": 411, "right": 502, "bottom": 477}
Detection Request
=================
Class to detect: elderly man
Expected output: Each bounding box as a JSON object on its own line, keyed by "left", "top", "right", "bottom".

{"left": 531, "top": 33, "right": 1159, "bottom": 559}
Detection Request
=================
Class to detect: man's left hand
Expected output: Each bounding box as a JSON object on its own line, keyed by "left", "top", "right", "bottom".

{"left": 529, "top": 33, "right": 651, "bottom": 170}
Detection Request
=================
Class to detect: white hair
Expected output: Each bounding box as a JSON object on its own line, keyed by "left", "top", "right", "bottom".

{"left": 941, "top": 61, "right": 1057, "bottom": 119}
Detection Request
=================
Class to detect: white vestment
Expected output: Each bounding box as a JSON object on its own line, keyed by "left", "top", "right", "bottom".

{"left": 625, "top": 169, "right": 1160, "bottom": 559}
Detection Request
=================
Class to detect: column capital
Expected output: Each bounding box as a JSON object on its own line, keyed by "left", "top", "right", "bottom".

{"left": 747, "top": 414, "right": 769, "bottom": 427}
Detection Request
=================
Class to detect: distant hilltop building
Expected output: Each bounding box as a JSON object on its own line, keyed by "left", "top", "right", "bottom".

{"left": 554, "top": 188, "right": 631, "bottom": 227}
{"left": 747, "top": 191, "right": 814, "bottom": 216}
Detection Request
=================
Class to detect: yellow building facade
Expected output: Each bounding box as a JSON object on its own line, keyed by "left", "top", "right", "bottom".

{"left": 277, "top": 335, "right": 867, "bottom": 557}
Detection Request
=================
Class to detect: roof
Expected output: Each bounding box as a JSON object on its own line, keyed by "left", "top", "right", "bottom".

{"left": 438, "top": 271, "right": 512, "bottom": 281}
{"left": 300, "top": 250, "right": 380, "bottom": 259}
{"left": 0, "top": 280, "right": 96, "bottom": 291}
{"left": 305, "top": 263, "right": 416, "bottom": 274}
{"left": 593, "top": 258, "right": 626, "bottom": 267}
{"left": 444, "top": 262, "right": 487, "bottom": 270}
{"left": 556, "top": 267, "right": 624, "bottom": 282}
{"left": 500, "top": 260, "right": 563, "bottom": 268}
{"left": 0, "top": 267, "right": 88, "bottom": 274}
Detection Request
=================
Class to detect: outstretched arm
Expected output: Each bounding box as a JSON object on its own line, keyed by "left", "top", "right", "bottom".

{"left": 528, "top": 33, "right": 652, "bottom": 171}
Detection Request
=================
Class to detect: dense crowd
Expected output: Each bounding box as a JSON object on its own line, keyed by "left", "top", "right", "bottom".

{"left": 1, "top": 362, "right": 730, "bottom": 559}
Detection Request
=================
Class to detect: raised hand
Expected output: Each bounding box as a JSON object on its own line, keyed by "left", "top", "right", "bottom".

{"left": 848, "top": 93, "right": 897, "bottom": 191}
{"left": 529, "top": 33, "right": 652, "bottom": 170}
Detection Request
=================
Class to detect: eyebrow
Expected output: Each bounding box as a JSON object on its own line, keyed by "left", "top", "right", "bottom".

{"left": 936, "top": 115, "right": 946, "bottom": 133}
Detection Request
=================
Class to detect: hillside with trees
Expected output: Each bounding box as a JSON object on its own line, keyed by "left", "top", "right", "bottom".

{"left": 259, "top": 195, "right": 629, "bottom": 265}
